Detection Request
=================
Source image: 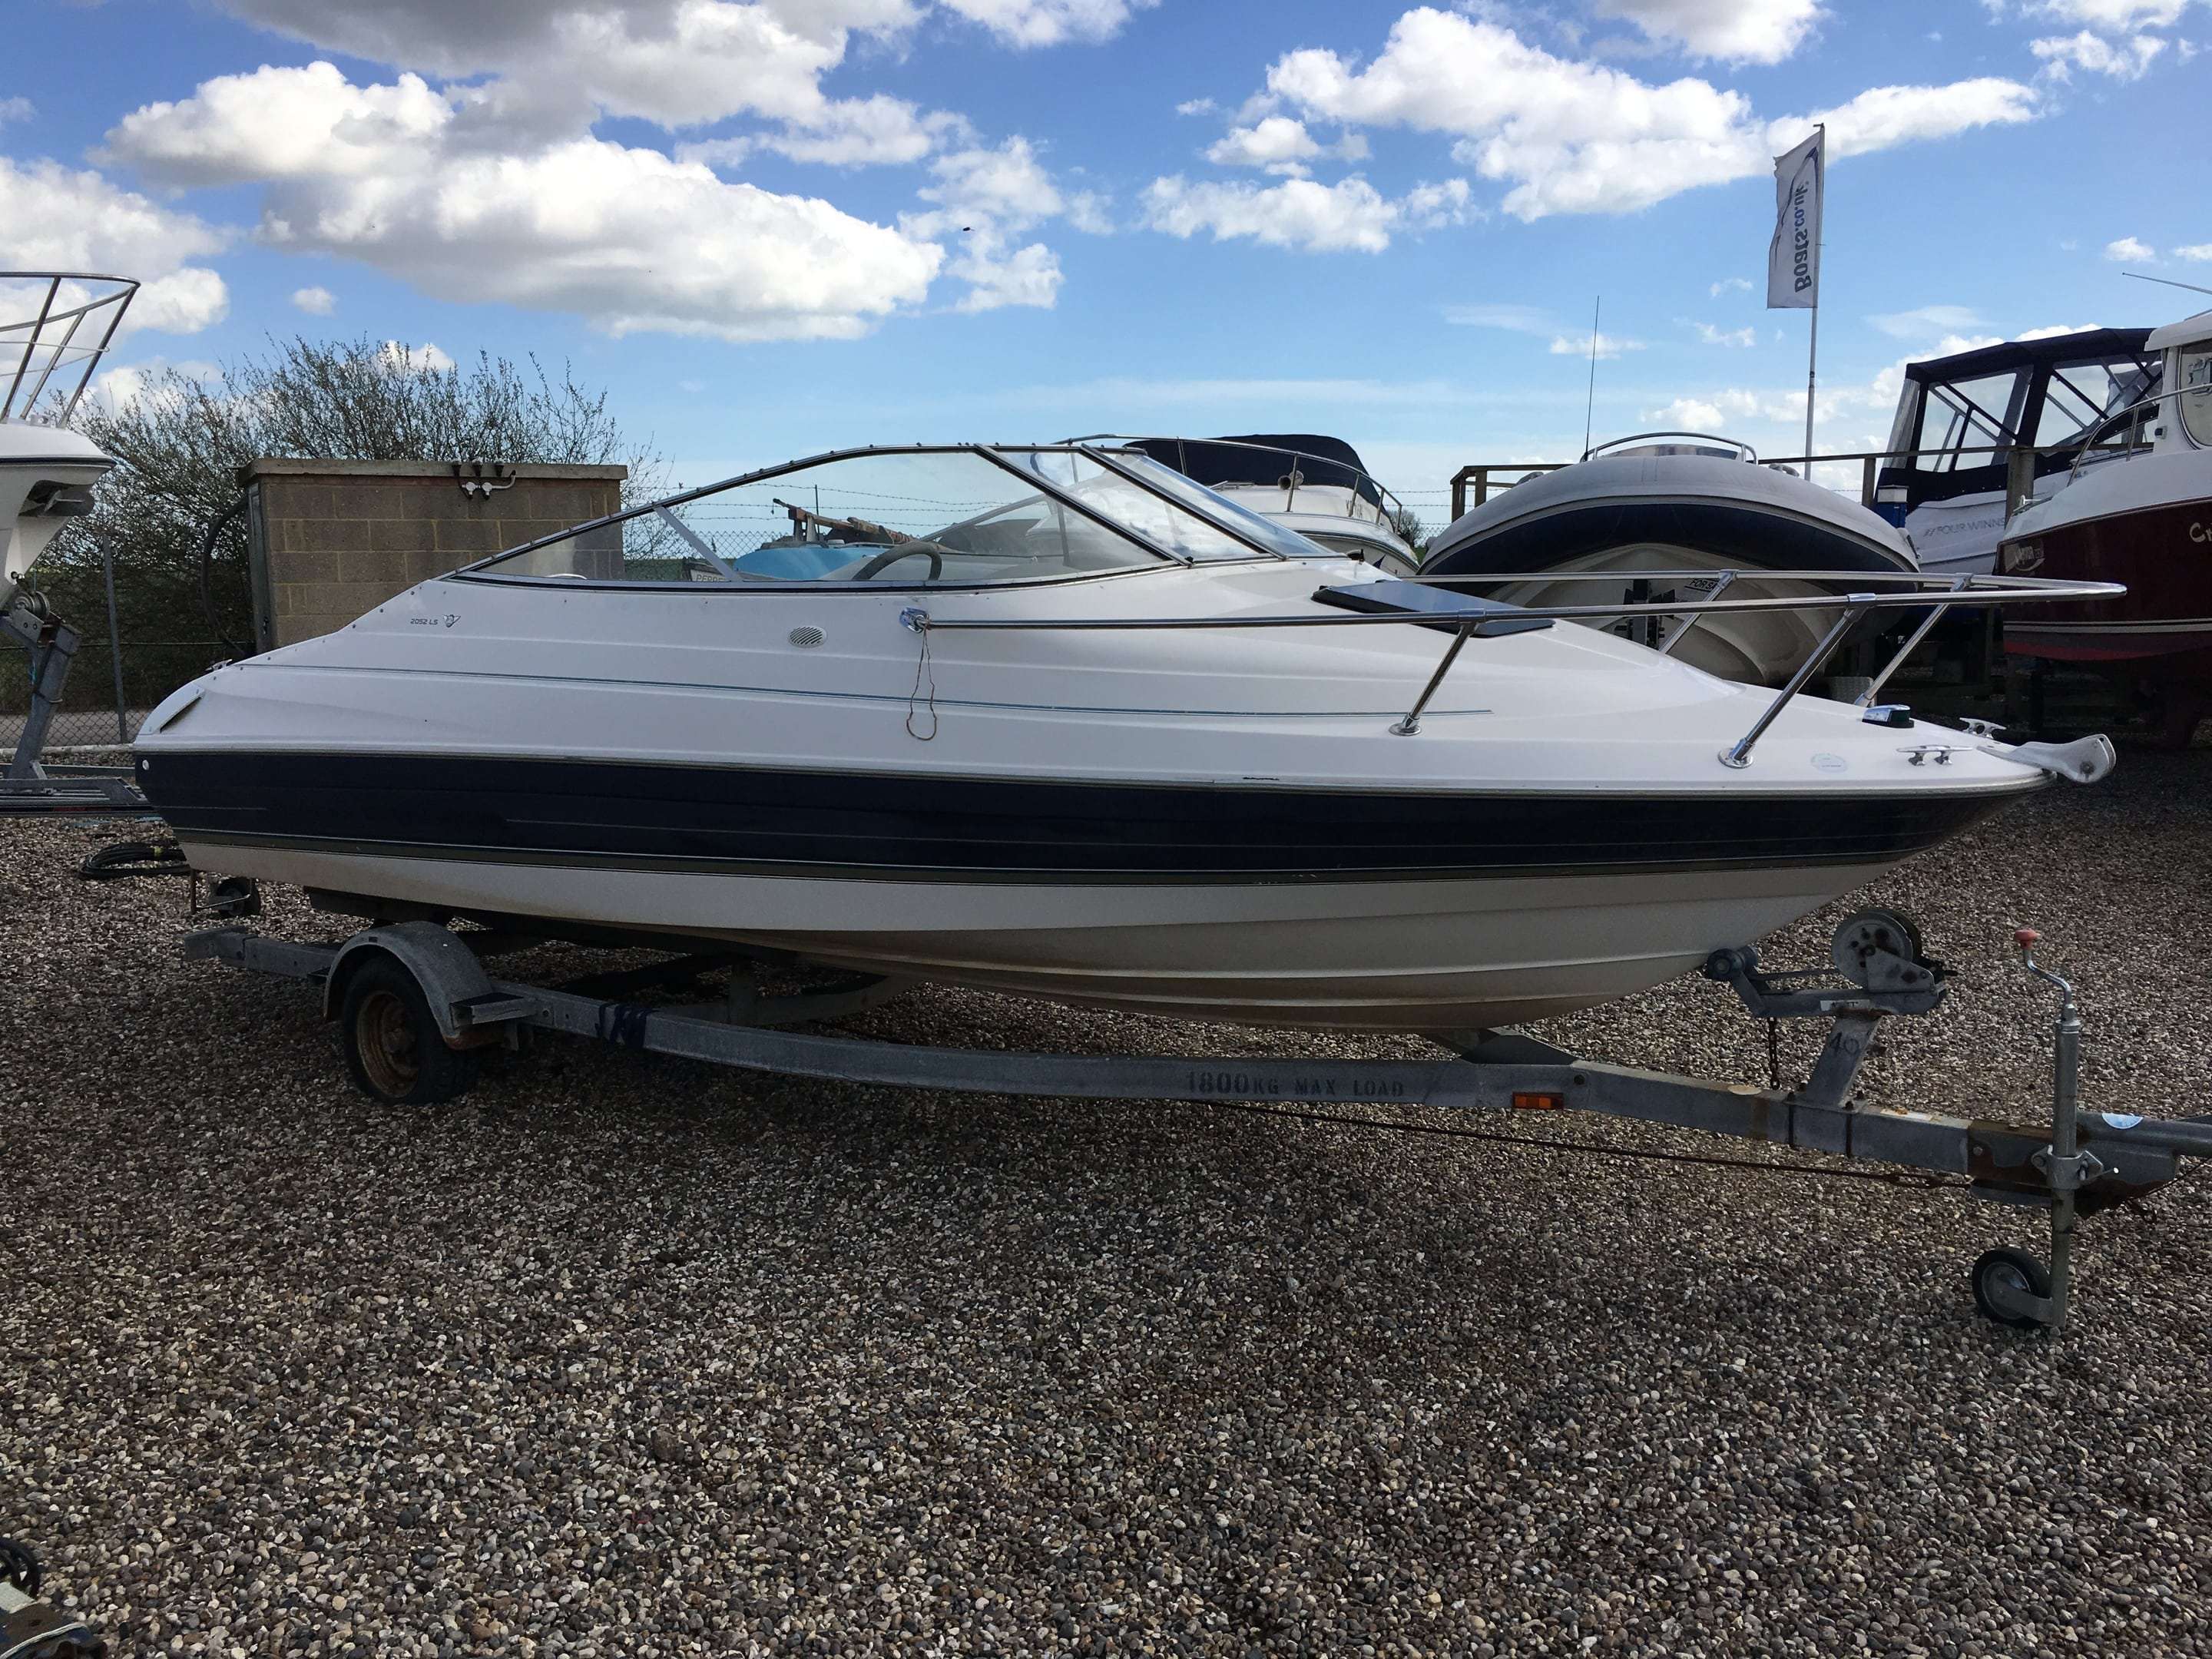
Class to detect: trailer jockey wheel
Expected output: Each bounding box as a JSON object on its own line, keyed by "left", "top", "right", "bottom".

{"left": 1971, "top": 1247, "right": 2053, "bottom": 1330}
{"left": 338, "top": 956, "right": 479, "bottom": 1105}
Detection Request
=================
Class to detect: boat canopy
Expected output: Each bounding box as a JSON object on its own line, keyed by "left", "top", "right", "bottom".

{"left": 1124, "top": 434, "right": 1386, "bottom": 509}
{"left": 466, "top": 444, "right": 1320, "bottom": 588}
{"left": 1880, "top": 326, "right": 2161, "bottom": 507}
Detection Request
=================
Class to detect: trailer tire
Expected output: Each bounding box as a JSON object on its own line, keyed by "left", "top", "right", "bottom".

{"left": 338, "top": 955, "right": 479, "bottom": 1105}
{"left": 1970, "top": 1247, "right": 2052, "bottom": 1330}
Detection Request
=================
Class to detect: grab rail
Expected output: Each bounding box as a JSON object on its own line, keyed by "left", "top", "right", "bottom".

{"left": 911, "top": 569, "right": 2124, "bottom": 770}
{"left": 2063, "top": 384, "right": 2193, "bottom": 485}
{"left": 1581, "top": 431, "right": 1758, "bottom": 464}
{"left": 0, "top": 272, "right": 139, "bottom": 423}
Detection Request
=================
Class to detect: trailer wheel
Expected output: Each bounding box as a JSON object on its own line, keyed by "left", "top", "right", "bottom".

{"left": 1971, "top": 1247, "right": 2052, "bottom": 1330}
{"left": 338, "top": 955, "right": 478, "bottom": 1105}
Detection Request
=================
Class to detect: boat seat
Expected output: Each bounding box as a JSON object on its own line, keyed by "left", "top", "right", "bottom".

{"left": 1312, "top": 579, "right": 1554, "bottom": 637}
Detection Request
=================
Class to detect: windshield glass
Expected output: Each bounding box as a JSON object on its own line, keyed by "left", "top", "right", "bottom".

{"left": 1914, "top": 369, "right": 2024, "bottom": 469}
{"left": 2181, "top": 348, "right": 2212, "bottom": 449}
{"left": 471, "top": 449, "right": 1193, "bottom": 585}
{"left": 998, "top": 449, "right": 1293, "bottom": 561}
{"left": 1079, "top": 450, "right": 1320, "bottom": 560}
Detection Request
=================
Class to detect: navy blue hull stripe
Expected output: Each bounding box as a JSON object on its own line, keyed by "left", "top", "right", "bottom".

{"left": 138, "top": 751, "right": 2022, "bottom": 881}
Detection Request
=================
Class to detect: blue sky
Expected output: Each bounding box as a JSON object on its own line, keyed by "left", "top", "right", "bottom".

{"left": 7, "top": 0, "right": 2206, "bottom": 519}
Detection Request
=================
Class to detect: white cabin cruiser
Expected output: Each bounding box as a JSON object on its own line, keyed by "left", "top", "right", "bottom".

{"left": 136, "top": 443, "right": 2113, "bottom": 1032}
{"left": 1422, "top": 434, "right": 1919, "bottom": 687}
{"left": 1876, "top": 329, "right": 2158, "bottom": 580}
{"left": 1104, "top": 434, "right": 1420, "bottom": 574}
{"left": 1, "top": 273, "right": 130, "bottom": 595}
{"left": 2, "top": 273, "right": 131, "bottom": 793}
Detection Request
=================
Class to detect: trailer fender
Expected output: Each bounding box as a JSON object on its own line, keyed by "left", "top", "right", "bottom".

{"left": 323, "top": 922, "right": 505, "bottom": 1046}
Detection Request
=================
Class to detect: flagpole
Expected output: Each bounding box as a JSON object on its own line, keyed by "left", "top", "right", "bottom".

{"left": 1804, "top": 296, "right": 1819, "bottom": 479}
{"left": 1802, "top": 124, "right": 1823, "bottom": 481}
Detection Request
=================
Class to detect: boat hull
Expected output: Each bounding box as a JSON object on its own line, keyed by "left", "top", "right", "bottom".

{"left": 2003, "top": 499, "right": 2212, "bottom": 680}
{"left": 1424, "top": 455, "right": 1919, "bottom": 686}
{"left": 142, "top": 749, "right": 2023, "bottom": 1031}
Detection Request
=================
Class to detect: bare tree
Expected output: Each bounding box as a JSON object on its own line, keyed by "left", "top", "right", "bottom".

{"left": 39, "top": 336, "right": 661, "bottom": 654}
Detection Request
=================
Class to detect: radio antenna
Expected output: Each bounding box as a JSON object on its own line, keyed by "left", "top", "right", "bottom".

{"left": 1582, "top": 295, "right": 1601, "bottom": 458}
{"left": 2122, "top": 270, "right": 2212, "bottom": 298}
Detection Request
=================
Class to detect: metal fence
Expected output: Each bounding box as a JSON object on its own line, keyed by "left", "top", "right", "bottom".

{"left": 1, "top": 634, "right": 227, "bottom": 754}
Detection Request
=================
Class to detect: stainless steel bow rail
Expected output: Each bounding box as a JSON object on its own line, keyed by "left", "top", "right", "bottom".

{"left": 909, "top": 568, "right": 2126, "bottom": 767}
{"left": 186, "top": 906, "right": 2205, "bottom": 1332}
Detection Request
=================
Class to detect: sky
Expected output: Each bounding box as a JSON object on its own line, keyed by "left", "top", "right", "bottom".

{"left": 7, "top": 0, "right": 2208, "bottom": 522}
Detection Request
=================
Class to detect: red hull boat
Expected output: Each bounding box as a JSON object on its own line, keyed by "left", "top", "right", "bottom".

{"left": 2002, "top": 310, "right": 2212, "bottom": 738}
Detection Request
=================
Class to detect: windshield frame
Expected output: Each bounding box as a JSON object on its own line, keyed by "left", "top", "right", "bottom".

{"left": 453, "top": 442, "right": 1296, "bottom": 591}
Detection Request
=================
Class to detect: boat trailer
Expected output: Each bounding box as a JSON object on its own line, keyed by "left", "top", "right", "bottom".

{"left": 184, "top": 906, "right": 2207, "bottom": 1333}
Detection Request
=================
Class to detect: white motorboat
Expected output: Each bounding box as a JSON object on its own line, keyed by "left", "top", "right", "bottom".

{"left": 135, "top": 443, "right": 2113, "bottom": 1032}
{"left": 1103, "top": 434, "right": 1420, "bottom": 573}
{"left": 1421, "top": 434, "right": 1921, "bottom": 687}
{"left": 3, "top": 273, "right": 131, "bottom": 792}
{"left": 1875, "top": 328, "right": 2159, "bottom": 579}
{"left": 1, "top": 273, "right": 131, "bottom": 594}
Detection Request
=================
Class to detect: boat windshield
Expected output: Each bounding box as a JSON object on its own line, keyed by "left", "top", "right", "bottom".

{"left": 1011, "top": 448, "right": 1316, "bottom": 561}
{"left": 2182, "top": 347, "right": 2212, "bottom": 449}
{"left": 469, "top": 446, "right": 1286, "bottom": 586}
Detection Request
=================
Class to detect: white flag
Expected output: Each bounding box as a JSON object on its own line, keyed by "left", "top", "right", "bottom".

{"left": 1766, "top": 128, "right": 1823, "bottom": 310}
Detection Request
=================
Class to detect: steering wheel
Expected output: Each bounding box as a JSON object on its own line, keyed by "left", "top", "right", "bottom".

{"left": 853, "top": 544, "right": 944, "bottom": 581}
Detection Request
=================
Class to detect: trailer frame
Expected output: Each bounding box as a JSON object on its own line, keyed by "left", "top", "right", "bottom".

{"left": 183, "top": 909, "right": 2209, "bottom": 1332}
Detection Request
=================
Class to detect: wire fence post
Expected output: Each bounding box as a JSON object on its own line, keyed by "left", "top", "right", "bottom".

{"left": 101, "top": 542, "right": 127, "bottom": 745}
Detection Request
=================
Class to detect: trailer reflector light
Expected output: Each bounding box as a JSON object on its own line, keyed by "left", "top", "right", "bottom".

{"left": 1512, "top": 1091, "right": 1566, "bottom": 1111}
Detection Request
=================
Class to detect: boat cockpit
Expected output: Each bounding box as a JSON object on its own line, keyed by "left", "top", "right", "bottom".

{"left": 464, "top": 444, "right": 1332, "bottom": 590}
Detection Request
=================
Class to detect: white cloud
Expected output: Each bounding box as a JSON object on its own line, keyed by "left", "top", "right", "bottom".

{"left": 107, "top": 61, "right": 454, "bottom": 184}
{"left": 1141, "top": 174, "right": 1473, "bottom": 253}
{"left": 1201, "top": 116, "right": 1369, "bottom": 176}
{"left": 291, "top": 285, "right": 336, "bottom": 315}
{"left": 1549, "top": 331, "right": 1644, "bottom": 358}
{"left": 909, "top": 134, "right": 1066, "bottom": 234}
{"left": 2017, "top": 323, "right": 2101, "bottom": 339}
{"left": 1710, "top": 276, "right": 1753, "bottom": 296}
{"left": 0, "top": 157, "right": 230, "bottom": 336}
{"left": 204, "top": 0, "right": 906, "bottom": 130}
{"left": 936, "top": 0, "right": 1157, "bottom": 47}
{"left": 949, "top": 242, "right": 1063, "bottom": 311}
{"left": 903, "top": 137, "right": 1076, "bottom": 310}
{"left": 1064, "top": 189, "right": 1115, "bottom": 233}
{"left": 1868, "top": 303, "right": 1988, "bottom": 337}
{"left": 129, "top": 269, "right": 234, "bottom": 334}
{"left": 379, "top": 340, "right": 456, "bottom": 373}
{"left": 1592, "top": 0, "right": 1825, "bottom": 64}
{"left": 1175, "top": 98, "right": 1217, "bottom": 117}
{"left": 87, "top": 357, "right": 223, "bottom": 416}
{"left": 105, "top": 64, "right": 941, "bottom": 342}
{"left": 0, "top": 97, "right": 33, "bottom": 125}
{"left": 760, "top": 98, "right": 972, "bottom": 166}
{"left": 1207, "top": 115, "right": 1323, "bottom": 171}
{"left": 2178, "top": 243, "right": 2212, "bottom": 261}
{"left": 1646, "top": 364, "right": 1907, "bottom": 460}
{"left": 2028, "top": 0, "right": 2194, "bottom": 24}
{"left": 2105, "top": 235, "right": 2157, "bottom": 260}
{"left": 1260, "top": 8, "right": 2039, "bottom": 220}
{"left": 1773, "top": 79, "right": 2039, "bottom": 159}
{"left": 1445, "top": 303, "right": 1555, "bottom": 333}
{"left": 2030, "top": 29, "right": 2167, "bottom": 77}
{"left": 190, "top": 2, "right": 1046, "bottom": 178}
{"left": 1686, "top": 320, "right": 1757, "bottom": 346}
{"left": 1400, "top": 178, "right": 1478, "bottom": 228}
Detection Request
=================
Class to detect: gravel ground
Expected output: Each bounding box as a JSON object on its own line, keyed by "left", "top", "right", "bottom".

{"left": 5, "top": 750, "right": 2212, "bottom": 1659}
